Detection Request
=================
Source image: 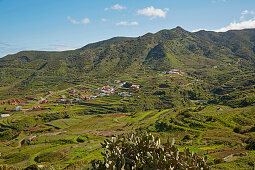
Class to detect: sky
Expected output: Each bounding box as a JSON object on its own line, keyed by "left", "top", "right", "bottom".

{"left": 1, "top": 0, "right": 255, "bottom": 57}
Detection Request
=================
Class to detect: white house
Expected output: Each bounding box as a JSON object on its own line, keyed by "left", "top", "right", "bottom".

{"left": 15, "top": 106, "right": 22, "bottom": 111}
{"left": 1, "top": 114, "right": 10, "bottom": 118}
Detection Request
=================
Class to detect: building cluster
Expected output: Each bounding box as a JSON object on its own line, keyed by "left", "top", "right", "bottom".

{"left": 53, "top": 81, "right": 140, "bottom": 104}
{"left": 0, "top": 81, "right": 141, "bottom": 116}
{"left": 163, "top": 69, "right": 185, "bottom": 76}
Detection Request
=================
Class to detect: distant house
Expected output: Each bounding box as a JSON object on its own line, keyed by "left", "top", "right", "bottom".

{"left": 89, "top": 95, "right": 97, "bottom": 99}
{"left": 42, "top": 99, "right": 47, "bottom": 103}
{"left": 56, "top": 99, "right": 66, "bottom": 102}
{"left": 1, "top": 114, "right": 10, "bottom": 118}
{"left": 56, "top": 99, "right": 62, "bottom": 102}
{"left": 168, "top": 69, "right": 184, "bottom": 75}
{"left": 11, "top": 101, "right": 18, "bottom": 105}
{"left": 101, "top": 90, "right": 106, "bottom": 93}
{"left": 119, "top": 92, "right": 132, "bottom": 97}
{"left": 33, "top": 106, "right": 45, "bottom": 110}
{"left": 114, "top": 80, "right": 121, "bottom": 83}
{"left": 15, "top": 106, "right": 22, "bottom": 111}
{"left": 69, "top": 92, "right": 78, "bottom": 97}
{"left": 117, "top": 82, "right": 126, "bottom": 88}
{"left": 212, "top": 66, "right": 218, "bottom": 69}
{"left": 81, "top": 95, "right": 91, "bottom": 100}
{"left": 98, "top": 93, "right": 106, "bottom": 97}
{"left": 48, "top": 91, "right": 53, "bottom": 94}
{"left": 131, "top": 85, "right": 140, "bottom": 89}
{"left": 75, "top": 98, "right": 81, "bottom": 102}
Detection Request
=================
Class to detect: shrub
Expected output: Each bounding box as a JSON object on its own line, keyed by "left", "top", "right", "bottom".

{"left": 233, "top": 126, "right": 241, "bottom": 133}
{"left": 182, "top": 134, "right": 191, "bottom": 141}
{"left": 92, "top": 132, "right": 209, "bottom": 169}
{"left": 245, "top": 137, "right": 255, "bottom": 150}
{"left": 24, "top": 164, "right": 39, "bottom": 170}
{"left": 214, "top": 158, "right": 224, "bottom": 164}
{"left": 77, "top": 136, "right": 87, "bottom": 143}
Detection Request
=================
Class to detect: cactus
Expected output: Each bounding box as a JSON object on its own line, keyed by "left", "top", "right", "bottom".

{"left": 92, "top": 132, "right": 209, "bottom": 169}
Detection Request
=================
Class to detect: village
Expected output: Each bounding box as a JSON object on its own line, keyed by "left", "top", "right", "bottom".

{"left": 0, "top": 69, "right": 189, "bottom": 118}
{"left": 0, "top": 81, "right": 141, "bottom": 117}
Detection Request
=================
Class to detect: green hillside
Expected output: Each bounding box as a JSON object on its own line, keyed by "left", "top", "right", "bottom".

{"left": 0, "top": 27, "right": 254, "bottom": 169}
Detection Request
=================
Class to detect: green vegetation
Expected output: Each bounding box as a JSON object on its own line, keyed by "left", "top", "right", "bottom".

{"left": 0, "top": 27, "right": 254, "bottom": 169}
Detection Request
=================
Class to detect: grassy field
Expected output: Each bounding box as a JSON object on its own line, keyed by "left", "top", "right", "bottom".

{"left": 0, "top": 73, "right": 254, "bottom": 169}
{"left": 0, "top": 100, "right": 255, "bottom": 169}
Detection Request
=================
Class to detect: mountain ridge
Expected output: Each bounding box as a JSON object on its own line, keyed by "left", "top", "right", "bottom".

{"left": 0, "top": 26, "right": 254, "bottom": 99}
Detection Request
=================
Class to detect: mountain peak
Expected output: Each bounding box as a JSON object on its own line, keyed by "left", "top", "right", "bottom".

{"left": 173, "top": 26, "right": 185, "bottom": 31}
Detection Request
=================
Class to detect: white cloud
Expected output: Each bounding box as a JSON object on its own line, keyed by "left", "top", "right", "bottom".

{"left": 242, "top": 10, "right": 249, "bottom": 15}
{"left": 67, "top": 16, "right": 90, "bottom": 24}
{"left": 81, "top": 18, "right": 90, "bottom": 24}
{"left": 105, "top": 4, "right": 126, "bottom": 11}
{"left": 116, "top": 21, "right": 139, "bottom": 26}
{"left": 130, "top": 21, "right": 139, "bottom": 25}
{"left": 137, "top": 6, "right": 169, "bottom": 19}
{"left": 52, "top": 45, "right": 77, "bottom": 51}
{"left": 101, "top": 18, "right": 107, "bottom": 22}
{"left": 67, "top": 16, "right": 80, "bottom": 24}
{"left": 240, "top": 10, "right": 255, "bottom": 20}
{"left": 214, "top": 17, "right": 255, "bottom": 32}
{"left": 111, "top": 4, "right": 126, "bottom": 10}
{"left": 212, "top": 0, "right": 227, "bottom": 3}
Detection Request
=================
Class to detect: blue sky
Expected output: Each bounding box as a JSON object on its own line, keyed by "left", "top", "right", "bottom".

{"left": 1, "top": 0, "right": 255, "bottom": 57}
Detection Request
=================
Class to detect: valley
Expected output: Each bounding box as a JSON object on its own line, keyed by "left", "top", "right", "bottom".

{"left": 0, "top": 27, "right": 255, "bottom": 169}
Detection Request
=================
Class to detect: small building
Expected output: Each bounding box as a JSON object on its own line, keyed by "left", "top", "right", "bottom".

{"left": 81, "top": 95, "right": 91, "bottom": 100}
{"left": 118, "top": 82, "right": 126, "bottom": 88}
{"left": 33, "top": 106, "right": 45, "bottom": 110}
{"left": 15, "top": 106, "right": 22, "bottom": 111}
{"left": 48, "top": 91, "right": 53, "bottom": 94}
{"left": 168, "top": 69, "right": 184, "bottom": 75}
{"left": 75, "top": 98, "right": 81, "bottom": 102}
{"left": 89, "top": 95, "right": 97, "bottom": 99}
{"left": 114, "top": 80, "right": 121, "bottom": 83}
{"left": 131, "top": 85, "right": 140, "bottom": 89}
{"left": 119, "top": 92, "right": 132, "bottom": 97}
{"left": 1, "top": 114, "right": 10, "bottom": 118}
{"left": 42, "top": 99, "right": 47, "bottom": 103}
{"left": 98, "top": 93, "right": 106, "bottom": 97}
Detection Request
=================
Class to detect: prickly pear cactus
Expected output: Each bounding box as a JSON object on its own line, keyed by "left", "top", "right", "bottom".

{"left": 92, "top": 132, "right": 209, "bottom": 170}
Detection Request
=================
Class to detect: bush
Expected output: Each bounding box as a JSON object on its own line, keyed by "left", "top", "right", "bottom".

{"left": 77, "top": 136, "right": 87, "bottom": 143}
{"left": 214, "top": 158, "right": 224, "bottom": 164}
{"left": 245, "top": 137, "right": 255, "bottom": 150}
{"left": 92, "top": 132, "right": 209, "bottom": 169}
{"left": 24, "top": 164, "right": 39, "bottom": 170}
{"left": 182, "top": 134, "right": 191, "bottom": 141}
{"left": 233, "top": 126, "right": 242, "bottom": 133}
{"left": 123, "top": 82, "right": 132, "bottom": 88}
